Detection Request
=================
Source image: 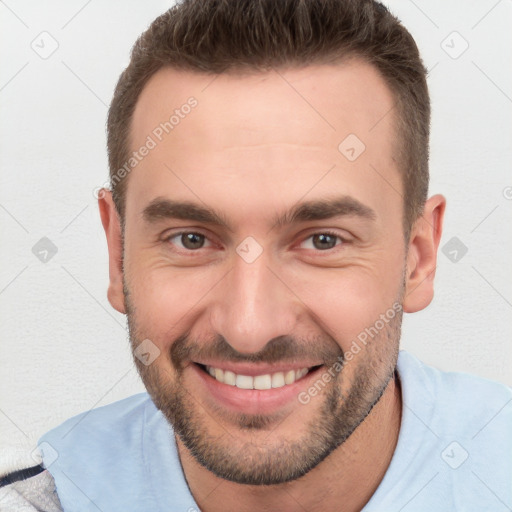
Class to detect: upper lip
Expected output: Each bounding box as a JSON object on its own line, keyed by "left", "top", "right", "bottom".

{"left": 194, "top": 360, "right": 323, "bottom": 376}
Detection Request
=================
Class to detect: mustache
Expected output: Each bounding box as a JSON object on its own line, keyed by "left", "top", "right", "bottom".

{"left": 170, "top": 333, "right": 344, "bottom": 371}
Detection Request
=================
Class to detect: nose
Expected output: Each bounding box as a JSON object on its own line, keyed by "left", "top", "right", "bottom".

{"left": 208, "top": 250, "right": 301, "bottom": 355}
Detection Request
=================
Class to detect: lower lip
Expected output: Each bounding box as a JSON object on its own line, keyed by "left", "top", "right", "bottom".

{"left": 191, "top": 363, "right": 323, "bottom": 415}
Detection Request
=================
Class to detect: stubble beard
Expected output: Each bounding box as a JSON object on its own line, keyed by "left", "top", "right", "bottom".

{"left": 125, "top": 282, "right": 402, "bottom": 485}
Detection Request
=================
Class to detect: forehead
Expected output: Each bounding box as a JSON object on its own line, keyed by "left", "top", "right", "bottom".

{"left": 126, "top": 61, "right": 401, "bottom": 229}
{"left": 131, "top": 60, "right": 396, "bottom": 147}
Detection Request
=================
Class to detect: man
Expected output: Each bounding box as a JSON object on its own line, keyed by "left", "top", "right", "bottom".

{"left": 1, "top": 0, "right": 510, "bottom": 510}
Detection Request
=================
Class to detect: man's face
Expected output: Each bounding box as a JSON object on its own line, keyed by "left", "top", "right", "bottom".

{"left": 121, "top": 61, "right": 407, "bottom": 484}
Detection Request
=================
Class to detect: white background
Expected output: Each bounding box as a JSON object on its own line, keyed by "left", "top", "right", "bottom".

{"left": 1, "top": 0, "right": 511, "bottom": 468}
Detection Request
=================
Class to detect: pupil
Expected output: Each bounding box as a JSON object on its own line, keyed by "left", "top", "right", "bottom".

{"left": 182, "top": 233, "right": 204, "bottom": 249}
{"left": 313, "top": 234, "right": 336, "bottom": 250}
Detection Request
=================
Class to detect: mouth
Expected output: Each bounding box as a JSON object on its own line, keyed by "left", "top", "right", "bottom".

{"left": 199, "top": 363, "right": 317, "bottom": 390}
{"left": 192, "top": 362, "right": 324, "bottom": 415}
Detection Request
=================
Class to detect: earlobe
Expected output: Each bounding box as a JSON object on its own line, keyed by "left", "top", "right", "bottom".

{"left": 98, "top": 189, "right": 126, "bottom": 314}
{"left": 403, "top": 194, "right": 446, "bottom": 314}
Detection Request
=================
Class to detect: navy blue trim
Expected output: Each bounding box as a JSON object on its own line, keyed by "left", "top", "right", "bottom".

{"left": 0, "top": 464, "right": 45, "bottom": 488}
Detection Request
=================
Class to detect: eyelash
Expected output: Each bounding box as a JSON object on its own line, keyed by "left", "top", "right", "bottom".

{"left": 162, "top": 230, "right": 348, "bottom": 254}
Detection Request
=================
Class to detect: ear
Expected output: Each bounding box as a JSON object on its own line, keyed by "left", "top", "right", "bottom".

{"left": 98, "top": 189, "right": 126, "bottom": 314}
{"left": 403, "top": 194, "right": 446, "bottom": 313}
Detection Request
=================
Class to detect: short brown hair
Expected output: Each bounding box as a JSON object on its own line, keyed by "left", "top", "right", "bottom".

{"left": 107, "top": 0, "right": 430, "bottom": 234}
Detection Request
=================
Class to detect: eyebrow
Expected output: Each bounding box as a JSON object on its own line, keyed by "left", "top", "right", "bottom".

{"left": 141, "top": 195, "right": 376, "bottom": 231}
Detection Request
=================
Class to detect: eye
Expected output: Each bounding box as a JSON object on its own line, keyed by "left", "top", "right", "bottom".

{"left": 165, "top": 231, "right": 213, "bottom": 251}
{"left": 299, "top": 232, "right": 344, "bottom": 251}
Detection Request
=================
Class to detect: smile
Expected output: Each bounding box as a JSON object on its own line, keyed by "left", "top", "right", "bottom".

{"left": 205, "top": 365, "right": 311, "bottom": 390}
{"left": 192, "top": 362, "right": 324, "bottom": 414}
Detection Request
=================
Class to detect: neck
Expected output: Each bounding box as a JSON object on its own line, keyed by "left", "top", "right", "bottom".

{"left": 177, "top": 372, "right": 402, "bottom": 512}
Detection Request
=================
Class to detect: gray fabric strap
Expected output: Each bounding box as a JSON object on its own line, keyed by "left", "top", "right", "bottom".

{"left": 0, "top": 468, "right": 63, "bottom": 511}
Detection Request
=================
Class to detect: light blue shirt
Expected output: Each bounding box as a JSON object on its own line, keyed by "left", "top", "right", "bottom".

{"left": 39, "top": 350, "right": 512, "bottom": 511}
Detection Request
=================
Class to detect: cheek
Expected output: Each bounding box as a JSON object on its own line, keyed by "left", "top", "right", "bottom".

{"left": 126, "top": 263, "right": 221, "bottom": 340}
{"left": 283, "top": 257, "right": 404, "bottom": 352}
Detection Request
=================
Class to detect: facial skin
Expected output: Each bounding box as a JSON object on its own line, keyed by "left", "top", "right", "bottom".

{"left": 99, "top": 61, "right": 445, "bottom": 511}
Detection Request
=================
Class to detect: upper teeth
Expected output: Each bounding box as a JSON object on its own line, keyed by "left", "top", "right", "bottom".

{"left": 206, "top": 366, "right": 310, "bottom": 390}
